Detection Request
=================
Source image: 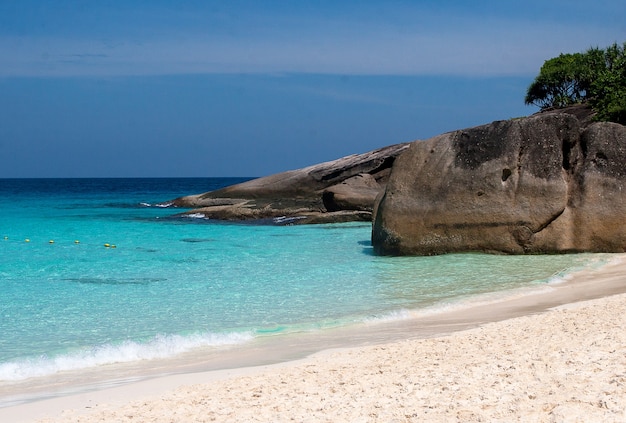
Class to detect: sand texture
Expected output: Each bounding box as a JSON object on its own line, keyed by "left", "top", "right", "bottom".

{"left": 24, "top": 289, "right": 625, "bottom": 422}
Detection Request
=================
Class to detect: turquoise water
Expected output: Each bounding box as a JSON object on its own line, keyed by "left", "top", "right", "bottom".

{"left": 0, "top": 178, "right": 602, "bottom": 382}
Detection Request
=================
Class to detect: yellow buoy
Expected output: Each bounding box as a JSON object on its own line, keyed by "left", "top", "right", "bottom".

{"left": 111, "top": 245, "right": 117, "bottom": 249}
{"left": 49, "top": 240, "right": 54, "bottom": 244}
{"left": 74, "top": 240, "right": 80, "bottom": 244}
{"left": 25, "top": 239, "right": 30, "bottom": 243}
{"left": 104, "top": 243, "right": 110, "bottom": 248}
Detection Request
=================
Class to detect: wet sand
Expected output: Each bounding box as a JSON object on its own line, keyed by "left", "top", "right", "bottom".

{"left": 2, "top": 254, "right": 626, "bottom": 422}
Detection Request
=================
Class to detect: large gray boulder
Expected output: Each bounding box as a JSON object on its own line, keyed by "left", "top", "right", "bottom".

{"left": 169, "top": 143, "right": 409, "bottom": 224}
{"left": 372, "top": 112, "right": 626, "bottom": 255}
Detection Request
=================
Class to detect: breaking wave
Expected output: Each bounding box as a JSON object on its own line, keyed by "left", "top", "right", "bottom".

{"left": 0, "top": 331, "right": 253, "bottom": 381}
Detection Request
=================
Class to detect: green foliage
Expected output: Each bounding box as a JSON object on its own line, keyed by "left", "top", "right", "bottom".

{"left": 525, "top": 42, "right": 626, "bottom": 125}
{"left": 525, "top": 53, "right": 591, "bottom": 109}
{"left": 589, "top": 43, "right": 626, "bottom": 124}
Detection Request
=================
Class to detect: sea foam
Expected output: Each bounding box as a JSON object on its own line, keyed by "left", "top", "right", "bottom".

{"left": 0, "top": 331, "right": 253, "bottom": 381}
{"left": 183, "top": 213, "right": 207, "bottom": 219}
{"left": 140, "top": 202, "right": 173, "bottom": 208}
{"left": 363, "top": 309, "right": 413, "bottom": 324}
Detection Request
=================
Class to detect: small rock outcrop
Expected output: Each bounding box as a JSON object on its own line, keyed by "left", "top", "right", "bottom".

{"left": 169, "top": 143, "right": 409, "bottom": 224}
{"left": 372, "top": 111, "right": 626, "bottom": 255}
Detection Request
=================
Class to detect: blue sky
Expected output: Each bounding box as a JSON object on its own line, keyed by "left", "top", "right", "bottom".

{"left": 0, "top": 1, "right": 623, "bottom": 178}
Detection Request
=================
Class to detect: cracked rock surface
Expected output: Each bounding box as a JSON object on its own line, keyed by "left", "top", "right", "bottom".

{"left": 372, "top": 109, "right": 626, "bottom": 255}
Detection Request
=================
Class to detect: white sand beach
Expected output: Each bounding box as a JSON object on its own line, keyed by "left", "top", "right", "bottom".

{"left": 2, "top": 255, "right": 626, "bottom": 422}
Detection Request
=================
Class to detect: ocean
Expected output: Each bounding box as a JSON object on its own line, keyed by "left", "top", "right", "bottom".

{"left": 0, "top": 178, "right": 608, "bottom": 402}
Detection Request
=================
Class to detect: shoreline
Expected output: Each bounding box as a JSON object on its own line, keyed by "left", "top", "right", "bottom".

{"left": 2, "top": 254, "right": 626, "bottom": 422}
{"left": 0, "top": 254, "right": 606, "bottom": 405}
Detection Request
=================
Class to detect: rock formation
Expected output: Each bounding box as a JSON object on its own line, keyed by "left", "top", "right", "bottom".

{"left": 372, "top": 110, "right": 626, "bottom": 255}
{"left": 168, "top": 143, "right": 409, "bottom": 224}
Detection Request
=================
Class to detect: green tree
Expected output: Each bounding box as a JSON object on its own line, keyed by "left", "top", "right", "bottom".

{"left": 589, "top": 43, "right": 626, "bottom": 124}
{"left": 525, "top": 42, "right": 626, "bottom": 125}
{"left": 524, "top": 53, "right": 592, "bottom": 109}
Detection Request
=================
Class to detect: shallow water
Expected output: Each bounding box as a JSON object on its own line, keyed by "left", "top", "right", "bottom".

{"left": 0, "top": 178, "right": 605, "bottom": 384}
